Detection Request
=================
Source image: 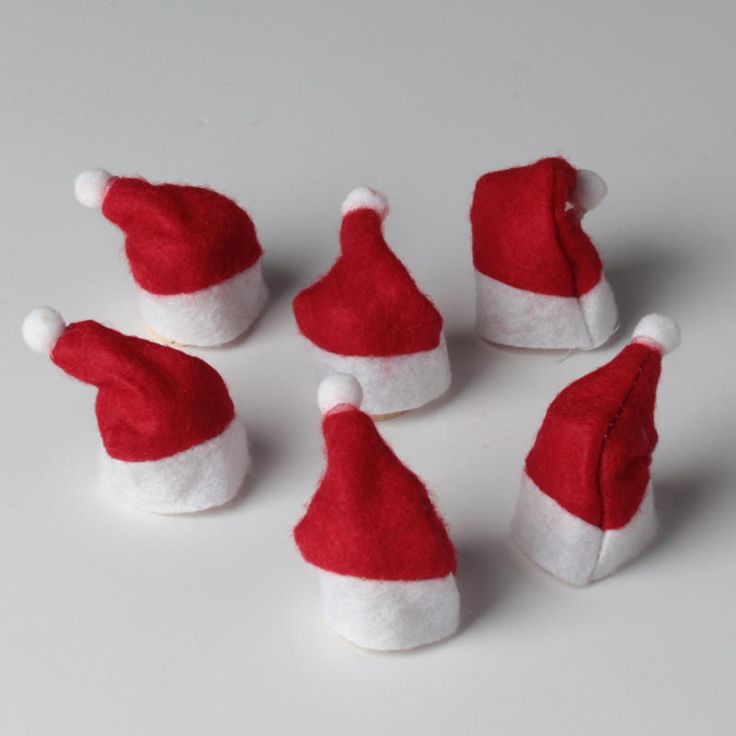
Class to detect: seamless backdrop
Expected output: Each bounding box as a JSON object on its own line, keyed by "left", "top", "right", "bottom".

{"left": 1, "top": 1, "right": 735, "bottom": 734}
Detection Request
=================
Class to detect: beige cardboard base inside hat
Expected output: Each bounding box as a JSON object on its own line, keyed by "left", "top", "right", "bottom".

{"left": 145, "top": 323, "right": 180, "bottom": 347}
{"left": 137, "top": 259, "right": 269, "bottom": 348}
{"left": 371, "top": 410, "right": 407, "bottom": 421}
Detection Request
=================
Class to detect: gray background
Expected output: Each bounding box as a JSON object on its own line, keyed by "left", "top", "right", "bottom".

{"left": 2, "top": 1, "right": 735, "bottom": 733}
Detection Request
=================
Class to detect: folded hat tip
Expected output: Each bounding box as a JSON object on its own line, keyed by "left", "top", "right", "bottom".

{"left": 340, "top": 187, "right": 389, "bottom": 220}
{"left": 75, "top": 168, "right": 112, "bottom": 208}
{"left": 632, "top": 313, "right": 681, "bottom": 355}
{"left": 23, "top": 306, "right": 66, "bottom": 355}
{"left": 318, "top": 373, "right": 363, "bottom": 415}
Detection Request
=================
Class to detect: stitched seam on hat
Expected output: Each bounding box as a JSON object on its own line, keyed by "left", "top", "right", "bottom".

{"left": 593, "top": 357, "right": 648, "bottom": 535}
{"left": 549, "top": 169, "right": 594, "bottom": 346}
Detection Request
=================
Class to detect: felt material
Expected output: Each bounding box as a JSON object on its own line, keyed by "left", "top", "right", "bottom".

{"left": 317, "top": 570, "right": 460, "bottom": 651}
{"left": 510, "top": 473, "right": 657, "bottom": 585}
{"left": 90, "top": 172, "right": 263, "bottom": 295}
{"left": 595, "top": 485, "right": 657, "bottom": 580}
{"left": 293, "top": 204, "right": 444, "bottom": 356}
{"left": 138, "top": 258, "right": 268, "bottom": 347}
{"left": 305, "top": 335, "right": 451, "bottom": 415}
{"left": 471, "top": 157, "right": 605, "bottom": 297}
{"left": 525, "top": 341, "right": 662, "bottom": 530}
{"left": 48, "top": 319, "right": 235, "bottom": 462}
{"left": 294, "top": 406, "right": 456, "bottom": 581}
{"left": 101, "top": 417, "right": 249, "bottom": 514}
{"left": 475, "top": 271, "right": 617, "bottom": 349}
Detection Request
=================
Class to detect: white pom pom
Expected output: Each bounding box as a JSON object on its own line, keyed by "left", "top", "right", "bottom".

{"left": 23, "top": 307, "right": 66, "bottom": 354}
{"left": 632, "top": 314, "right": 681, "bottom": 355}
{"left": 75, "top": 168, "right": 112, "bottom": 208}
{"left": 318, "top": 374, "right": 363, "bottom": 414}
{"left": 571, "top": 169, "right": 607, "bottom": 212}
{"left": 340, "top": 187, "right": 389, "bottom": 220}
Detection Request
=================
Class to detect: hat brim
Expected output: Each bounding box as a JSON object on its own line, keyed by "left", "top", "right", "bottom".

{"left": 475, "top": 271, "right": 618, "bottom": 350}
{"left": 100, "top": 417, "right": 249, "bottom": 514}
{"left": 510, "top": 471, "right": 657, "bottom": 585}
{"left": 139, "top": 258, "right": 268, "bottom": 347}
{"left": 316, "top": 568, "right": 460, "bottom": 651}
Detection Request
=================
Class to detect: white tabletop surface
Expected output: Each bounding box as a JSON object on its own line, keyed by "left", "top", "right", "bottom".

{"left": 2, "top": 1, "right": 735, "bottom": 733}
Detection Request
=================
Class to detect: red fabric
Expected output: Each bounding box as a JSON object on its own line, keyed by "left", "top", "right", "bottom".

{"left": 51, "top": 321, "right": 235, "bottom": 462}
{"left": 102, "top": 177, "right": 262, "bottom": 295}
{"left": 294, "top": 407, "right": 456, "bottom": 580}
{"left": 525, "top": 342, "right": 661, "bottom": 530}
{"left": 471, "top": 157, "right": 603, "bottom": 297}
{"left": 292, "top": 209, "right": 443, "bottom": 356}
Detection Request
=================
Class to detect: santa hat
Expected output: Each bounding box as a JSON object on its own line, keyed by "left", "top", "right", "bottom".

{"left": 22, "top": 307, "right": 249, "bottom": 513}
{"left": 75, "top": 169, "right": 268, "bottom": 347}
{"left": 510, "top": 314, "right": 681, "bottom": 584}
{"left": 471, "top": 157, "right": 618, "bottom": 349}
{"left": 292, "top": 188, "right": 451, "bottom": 416}
{"left": 294, "top": 374, "right": 460, "bottom": 650}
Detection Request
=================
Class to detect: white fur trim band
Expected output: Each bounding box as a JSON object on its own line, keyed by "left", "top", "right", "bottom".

{"left": 475, "top": 272, "right": 618, "bottom": 350}
{"left": 340, "top": 187, "right": 389, "bottom": 220}
{"left": 317, "top": 570, "right": 460, "bottom": 651}
{"left": 510, "top": 472, "right": 657, "bottom": 585}
{"left": 304, "top": 335, "right": 451, "bottom": 416}
{"left": 100, "top": 417, "right": 249, "bottom": 514}
{"left": 138, "top": 258, "right": 268, "bottom": 347}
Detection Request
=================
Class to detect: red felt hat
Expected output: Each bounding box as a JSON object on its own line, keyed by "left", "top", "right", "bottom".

{"left": 293, "top": 374, "right": 459, "bottom": 650}
{"left": 22, "top": 307, "right": 249, "bottom": 513}
{"left": 292, "top": 188, "right": 451, "bottom": 416}
{"left": 511, "top": 314, "right": 681, "bottom": 585}
{"left": 471, "top": 157, "right": 618, "bottom": 349}
{"left": 75, "top": 169, "right": 268, "bottom": 347}
{"left": 294, "top": 376, "right": 456, "bottom": 580}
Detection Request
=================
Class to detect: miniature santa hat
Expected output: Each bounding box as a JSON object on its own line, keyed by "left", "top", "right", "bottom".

{"left": 22, "top": 307, "right": 249, "bottom": 513}
{"left": 471, "top": 157, "right": 618, "bottom": 349}
{"left": 510, "top": 314, "right": 681, "bottom": 585}
{"left": 75, "top": 169, "right": 268, "bottom": 347}
{"left": 292, "top": 188, "right": 451, "bottom": 416}
{"left": 294, "top": 374, "right": 460, "bottom": 650}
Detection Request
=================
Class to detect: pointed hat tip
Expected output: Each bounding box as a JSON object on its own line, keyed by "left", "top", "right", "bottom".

{"left": 632, "top": 313, "right": 681, "bottom": 355}
{"left": 318, "top": 374, "right": 363, "bottom": 414}
{"left": 75, "top": 169, "right": 113, "bottom": 208}
{"left": 340, "top": 187, "right": 389, "bottom": 220}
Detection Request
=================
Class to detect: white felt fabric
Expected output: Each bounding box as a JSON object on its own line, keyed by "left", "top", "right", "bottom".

{"left": 138, "top": 258, "right": 268, "bottom": 347}
{"left": 475, "top": 271, "right": 618, "bottom": 350}
{"left": 316, "top": 569, "right": 460, "bottom": 651}
{"left": 304, "top": 335, "right": 452, "bottom": 415}
{"left": 510, "top": 472, "right": 657, "bottom": 585}
{"left": 100, "top": 417, "right": 249, "bottom": 514}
